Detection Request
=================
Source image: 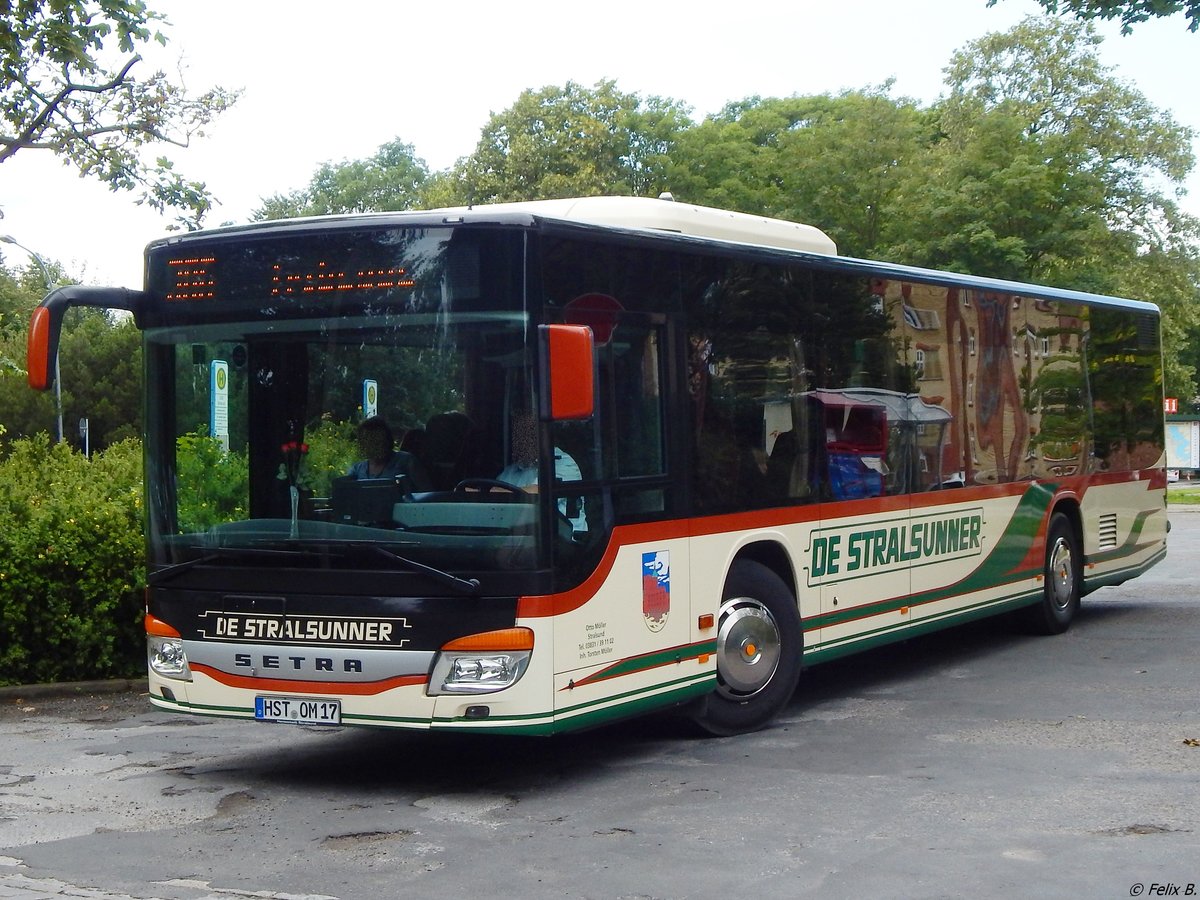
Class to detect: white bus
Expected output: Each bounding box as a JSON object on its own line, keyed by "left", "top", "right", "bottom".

{"left": 28, "top": 196, "right": 1168, "bottom": 734}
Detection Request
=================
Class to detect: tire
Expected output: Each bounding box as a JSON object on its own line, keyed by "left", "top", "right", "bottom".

{"left": 693, "top": 559, "right": 803, "bottom": 736}
{"left": 1020, "top": 511, "right": 1081, "bottom": 635}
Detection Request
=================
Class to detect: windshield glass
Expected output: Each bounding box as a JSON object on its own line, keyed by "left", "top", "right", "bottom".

{"left": 147, "top": 312, "right": 560, "bottom": 574}
{"left": 142, "top": 226, "right": 576, "bottom": 578}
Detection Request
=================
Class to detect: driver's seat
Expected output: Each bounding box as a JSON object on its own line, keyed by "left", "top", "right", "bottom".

{"left": 420, "top": 412, "right": 478, "bottom": 491}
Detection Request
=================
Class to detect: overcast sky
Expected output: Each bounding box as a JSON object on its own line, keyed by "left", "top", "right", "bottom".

{"left": 1, "top": 0, "right": 1197, "bottom": 288}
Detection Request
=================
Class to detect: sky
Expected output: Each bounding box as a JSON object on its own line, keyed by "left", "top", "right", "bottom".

{"left": 1, "top": 0, "right": 1198, "bottom": 289}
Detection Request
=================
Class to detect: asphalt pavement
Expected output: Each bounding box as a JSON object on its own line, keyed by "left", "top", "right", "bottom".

{"left": 1, "top": 504, "right": 1197, "bottom": 899}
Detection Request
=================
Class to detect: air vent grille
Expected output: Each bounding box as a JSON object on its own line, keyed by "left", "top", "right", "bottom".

{"left": 1098, "top": 513, "right": 1119, "bottom": 550}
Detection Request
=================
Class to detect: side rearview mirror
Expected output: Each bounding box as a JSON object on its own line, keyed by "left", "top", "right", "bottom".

{"left": 27, "top": 286, "right": 148, "bottom": 390}
{"left": 539, "top": 324, "right": 595, "bottom": 421}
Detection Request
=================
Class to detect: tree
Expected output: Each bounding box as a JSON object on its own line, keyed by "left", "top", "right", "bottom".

{"left": 1, "top": 1, "right": 239, "bottom": 227}
{"left": 57, "top": 311, "right": 142, "bottom": 447}
{"left": 892, "top": 16, "right": 1200, "bottom": 396}
{"left": 454, "top": 80, "right": 691, "bottom": 204}
{"left": 1, "top": 252, "right": 142, "bottom": 449}
{"left": 884, "top": 108, "right": 1112, "bottom": 281}
{"left": 253, "top": 138, "right": 432, "bottom": 221}
{"left": 939, "top": 17, "right": 1194, "bottom": 234}
{"left": 988, "top": 0, "right": 1200, "bottom": 33}
{"left": 667, "top": 89, "right": 926, "bottom": 258}
{"left": 665, "top": 96, "right": 814, "bottom": 225}
{"left": 0, "top": 257, "right": 53, "bottom": 442}
{"left": 0, "top": 255, "right": 49, "bottom": 336}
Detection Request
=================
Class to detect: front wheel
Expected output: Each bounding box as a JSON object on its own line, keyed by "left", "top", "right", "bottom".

{"left": 1019, "top": 511, "right": 1081, "bottom": 635}
{"left": 693, "top": 560, "right": 803, "bottom": 736}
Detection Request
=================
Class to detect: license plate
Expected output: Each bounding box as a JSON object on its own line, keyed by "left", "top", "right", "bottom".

{"left": 254, "top": 695, "right": 341, "bottom": 725}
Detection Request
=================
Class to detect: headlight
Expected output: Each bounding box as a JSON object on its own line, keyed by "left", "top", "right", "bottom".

{"left": 148, "top": 636, "right": 191, "bottom": 680}
{"left": 428, "top": 627, "right": 532, "bottom": 695}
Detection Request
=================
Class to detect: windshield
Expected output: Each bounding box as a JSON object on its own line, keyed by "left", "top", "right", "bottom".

{"left": 147, "top": 312, "right": 563, "bottom": 575}
{"left": 142, "top": 226, "right": 584, "bottom": 580}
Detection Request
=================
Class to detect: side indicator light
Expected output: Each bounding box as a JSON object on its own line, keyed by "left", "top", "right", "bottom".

{"left": 442, "top": 627, "right": 534, "bottom": 652}
{"left": 144, "top": 614, "right": 180, "bottom": 637}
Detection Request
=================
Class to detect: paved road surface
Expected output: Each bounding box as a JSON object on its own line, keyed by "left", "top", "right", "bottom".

{"left": 1, "top": 510, "right": 1197, "bottom": 899}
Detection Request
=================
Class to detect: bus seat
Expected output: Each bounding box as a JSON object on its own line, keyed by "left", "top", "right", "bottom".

{"left": 421, "top": 412, "right": 478, "bottom": 490}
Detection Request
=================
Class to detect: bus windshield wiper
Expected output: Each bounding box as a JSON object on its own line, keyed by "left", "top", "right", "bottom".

{"left": 148, "top": 546, "right": 309, "bottom": 586}
{"left": 353, "top": 542, "right": 481, "bottom": 596}
{"left": 240, "top": 538, "right": 482, "bottom": 596}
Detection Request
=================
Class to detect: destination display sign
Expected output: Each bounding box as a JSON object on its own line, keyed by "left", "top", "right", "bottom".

{"left": 146, "top": 226, "right": 454, "bottom": 309}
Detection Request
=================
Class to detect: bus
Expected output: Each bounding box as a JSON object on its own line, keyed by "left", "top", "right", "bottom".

{"left": 27, "top": 196, "right": 1168, "bottom": 735}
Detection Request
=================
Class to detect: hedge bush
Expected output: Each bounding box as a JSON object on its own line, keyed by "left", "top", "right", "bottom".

{"left": 0, "top": 421, "right": 363, "bottom": 686}
{"left": 0, "top": 436, "right": 145, "bottom": 685}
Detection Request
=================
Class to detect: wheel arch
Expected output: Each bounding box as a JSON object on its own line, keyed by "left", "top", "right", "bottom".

{"left": 732, "top": 539, "right": 798, "bottom": 607}
{"left": 1049, "top": 494, "right": 1084, "bottom": 557}
{"left": 693, "top": 544, "right": 805, "bottom": 735}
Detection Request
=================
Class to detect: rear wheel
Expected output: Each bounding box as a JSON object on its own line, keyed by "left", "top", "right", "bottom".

{"left": 694, "top": 559, "right": 802, "bottom": 736}
{"left": 1020, "top": 511, "right": 1081, "bottom": 635}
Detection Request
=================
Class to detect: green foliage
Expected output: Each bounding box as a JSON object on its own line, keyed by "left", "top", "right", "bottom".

{"left": 255, "top": 82, "right": 692, "bottom": 219}
{"left": 0, "top": 436, "right": 145, "bottom": 686}
{"left": 0, "top": 349, "right": 57, "bottom": 443}
{"left": 989, "top": 0, "right": 1199, "bottom": 33}
{"left": 938, "top": 17, "right": 1194, "bottom": 235}
{"left": 454, "top": 79, "right": 691, "bottom": 204}
{"left": 0, "top": 256, "right": 50, "bottom": 335}
{"left": 300, "top": 416, "right": 358, "bottom": 497}
{"left": 174, "top": 429, "right": 247, "bottom": 531}
{"left": 0, "top": 0, "right": 239, "bottom": 227}
{"left": 0, "top": 283, "right": 57, "bottom": 443}
{"left": 173, "top": 418, "right": 357, "bottom": 532}
{"left": 666, "top": 89, "right": 926, "bottom": 258}
{"left": 885, "top": 110, "right": 1099, "bottom": 279}
{"left": 254, "top": 139, "right": 432, "bottom": 221}
{"left": 58, "top": 312, "right": 143, "bottom": 446}
{"left": 0, "top": 296, "right": 142, "bottom": 450}
{"left": 903, "top": 16, "right": 1200, "bottom": 398}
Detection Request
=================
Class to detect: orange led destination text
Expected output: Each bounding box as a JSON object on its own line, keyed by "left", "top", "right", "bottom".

{"left": 270, "top": 261, "right": 415, "bottom": 296}
{"left": 165, "top": 257, "right": 217, "bottom": 301}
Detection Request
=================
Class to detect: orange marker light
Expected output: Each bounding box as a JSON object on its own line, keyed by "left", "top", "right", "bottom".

{"left": 144, "top": 614, "right": 181, "bottom": 637}
{"left": 442, "top": 627, "right": 534, "bottom": 652}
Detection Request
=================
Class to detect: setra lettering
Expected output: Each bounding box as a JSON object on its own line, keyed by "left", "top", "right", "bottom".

{"left": 233, "top": 654, "right": 364, "bottom": 673}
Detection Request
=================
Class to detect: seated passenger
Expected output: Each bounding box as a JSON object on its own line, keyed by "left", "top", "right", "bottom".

{"left": 347, "top": 417, "right": 431, "bottom": 490}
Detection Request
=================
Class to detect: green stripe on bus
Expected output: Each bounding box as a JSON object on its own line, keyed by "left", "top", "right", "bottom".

{"left": 805, "top": 589, "right": 1041, "bottom": 665}
{"left": 570, "top": 640, "right": 718, "bottom": 686}
{"left": 426, "top": 671, "right": 716, "bottom": 735}
{"left": 1086, "top": 509, "right": 1156, "bottom": 566}
{"left": 808, "top": 485, "right": 1057, "bottom": 630}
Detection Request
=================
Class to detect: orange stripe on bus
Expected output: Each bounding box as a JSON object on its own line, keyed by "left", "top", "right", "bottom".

{"left": 516, "top": 473, "right": 1157, "bottom": 620}
{"left": 518, "top": 519, "right": 688, "bottom": 618}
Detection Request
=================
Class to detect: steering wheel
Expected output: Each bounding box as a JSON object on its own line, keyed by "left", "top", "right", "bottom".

{"left": 451, "top": 478, "right": 527, "bottom": 497}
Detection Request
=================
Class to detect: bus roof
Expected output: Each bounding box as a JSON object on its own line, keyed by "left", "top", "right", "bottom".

{"left": 147, "top": 196, "right": 1157, "bottom": 315}
{"left": 433, "top": 196, "right": 839, "bottom": 257}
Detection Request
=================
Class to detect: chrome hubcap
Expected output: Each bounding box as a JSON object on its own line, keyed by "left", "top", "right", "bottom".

{"left": 715, "top": 597, "right": 782, "bottom": 698}
{"left": 1048, "top": 536, "right": 1075, "bottom": 611}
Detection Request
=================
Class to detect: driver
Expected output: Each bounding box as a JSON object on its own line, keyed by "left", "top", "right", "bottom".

{"left": 498, "top": 410, "right": 586, "bottom": 532}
